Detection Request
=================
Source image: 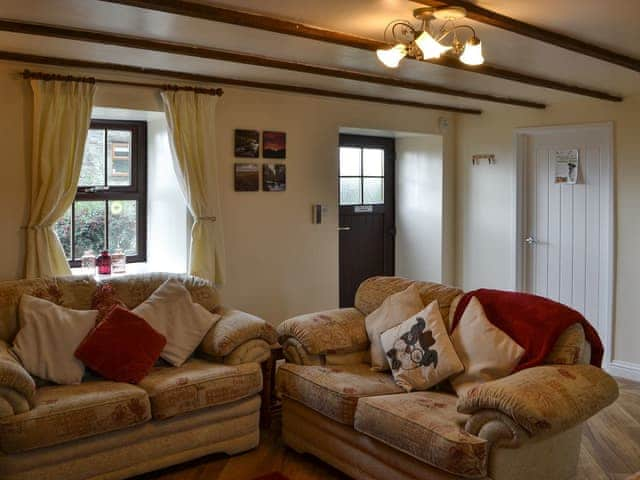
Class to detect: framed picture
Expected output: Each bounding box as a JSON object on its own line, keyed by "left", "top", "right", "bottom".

{"left": 263, "top": 164, "right": 286, "bottom": 191}
{"left": 234, "top": 129, "right": 259, "bottom": 158}
{"left": 263, "top": 131, "right": 286, "bottom": 159}
{"left": 234, "top": 163, "right": 259, "bottom": 191}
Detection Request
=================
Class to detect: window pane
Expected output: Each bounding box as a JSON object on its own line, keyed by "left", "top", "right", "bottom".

{"left": 54, "top": 208, "right": 72, "bottom": 260}
{"left": 107, "top": 130, "right": 132, "bottom": 186}
{"left": 363, "top": 148, "right": 384, "bottom": 176}
{"left": 363, "top": 178, "right": 384, "bottom": 204}
{"left": 79, "top": 129, "right": 105, "bottom": 187}
{"left": 340, "top": 178, "right": 361, "bottom": 205}
{"left": 108, "top": 200, "right": 138, "bottom": 256}
{"left": 339, "top": 147, "right": 361, "bottom": 176}
{"left": 74, "top": 201, "right": 106, "bottom": 259}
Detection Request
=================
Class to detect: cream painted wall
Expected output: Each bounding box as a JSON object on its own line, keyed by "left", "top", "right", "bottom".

{"left": 396, "top": 135, "right": 444, "bottom": 283}
{"left": 0, "top": 60, "right": 456, "bottom": 326}
{"left": 455, "top": 96, "right": 640, "bottom": 367}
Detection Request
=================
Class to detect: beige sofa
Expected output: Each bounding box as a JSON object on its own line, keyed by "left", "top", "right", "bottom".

{"left": 276, "top": 276, "right": 619, "bottom": 480}
{"left": 0, "top": 273, "right": 277, "bottom": 480}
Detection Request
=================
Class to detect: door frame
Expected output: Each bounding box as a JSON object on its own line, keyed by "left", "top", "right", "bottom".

{"left": 514, "top": 122, "right": 614, "bottom": 367}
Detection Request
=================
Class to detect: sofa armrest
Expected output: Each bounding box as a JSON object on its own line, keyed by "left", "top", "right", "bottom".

{"left": 277, "top": 308, "right": 368, "bottom": 362}
{"left": 223, "top": 339, "right": 272, "bottom": 365}
{"left": 0, "top": 341, "right": 35, "bottom": 417}
{"left": 457, "top": 365, "right": 618, "bottom": 436}
{"left": 199, "top": 306, "right": 277, "bottom": 358}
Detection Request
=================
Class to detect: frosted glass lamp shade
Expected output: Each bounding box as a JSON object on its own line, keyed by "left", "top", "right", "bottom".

{"left": 376, "top": 44, "right": 407, "bottom": 68}
{"left": 460, "top": 37, "right": 484, "bottom": 65}
{"left": 414, "top": 31, "right": 451, "bottom": 59}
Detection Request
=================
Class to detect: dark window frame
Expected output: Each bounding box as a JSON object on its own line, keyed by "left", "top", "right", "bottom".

{"left": 68, "top": 119, "right": 147, "bottom": 267}
{"left": 339, "top": 143, "right": 386, "bottom": 206}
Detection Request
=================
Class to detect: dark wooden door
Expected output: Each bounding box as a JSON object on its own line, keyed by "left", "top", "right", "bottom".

{"left": 338, "top": 134, "right": 395, "bottom": 307}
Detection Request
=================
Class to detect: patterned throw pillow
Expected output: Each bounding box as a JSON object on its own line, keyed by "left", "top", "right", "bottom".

{"left": 365, "top": 283, "right": 424, "bottom": 371}
{"left": 92, "top": 283, "right": 128, "bottom": 322}
{"left": 381, "top": 301, "right": 464, "bottom": 392}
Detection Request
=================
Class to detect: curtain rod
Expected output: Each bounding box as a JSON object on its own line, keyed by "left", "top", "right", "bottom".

{"left": 21, "top": 69, "right": 224, "bottom": 96}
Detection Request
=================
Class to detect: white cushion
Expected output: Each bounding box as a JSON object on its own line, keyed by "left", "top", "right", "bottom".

{"left": 381, "top": 301, "right": 464, "bottom": 392}
{"left": 365, "top": 283, "right": 424, "bottom": 371}
{"left": 133, "top": 279, "right": 220, "bottom": 366}
{"left": 12, "top": 295, "right": 97, "bottom": 385}
{"left": 449, "top": 296, "right": 525, "bottom": 396}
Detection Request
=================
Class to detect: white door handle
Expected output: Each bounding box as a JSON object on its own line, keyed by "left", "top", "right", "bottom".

{"left": 337, "top": 226, "right": 351, "bottom": 231}
{"left": 524, "top": 236, "right": 537, "bottom": 246}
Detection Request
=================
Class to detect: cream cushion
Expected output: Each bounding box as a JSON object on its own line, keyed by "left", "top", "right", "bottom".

{"left": 277, "top": 363, "right": 403, "bottom": 425}
{"left": 133, "top": 279, "right": 220, "bottom": 366}
{"left": 450, "top": 296, "right": 525, "bottom": 397}
{"left": 381, "top": 301, "right": 463, "bottom": 392}
{"left": 0, "top": 381, "right": 150, "bottom": 454}
{"left": 137, "top": 359, "right": 262, "bottom": 420}
{"left": 12, "top": 295, "right": 96, "bottom": 385}
{"left": 365, "top": 284, "right": 424, "bottom": 371}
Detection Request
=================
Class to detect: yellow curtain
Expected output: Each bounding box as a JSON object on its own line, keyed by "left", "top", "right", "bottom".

{"left": 25, "top": 79, "right": 96, "bottom": 278}
{"left": 161, "top": 90, "right": 226, "bottom": 284}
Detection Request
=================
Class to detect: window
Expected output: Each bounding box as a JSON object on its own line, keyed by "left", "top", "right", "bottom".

{"left": 339, "top": 146, "right": 385, "bottom": 205}
{"left": 55, "top": 120, "right": 147, "bottom": 267}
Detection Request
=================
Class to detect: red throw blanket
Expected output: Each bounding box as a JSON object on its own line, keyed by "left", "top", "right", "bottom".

{"left": 452, "top": 289, "right": 604, "bottom": 371}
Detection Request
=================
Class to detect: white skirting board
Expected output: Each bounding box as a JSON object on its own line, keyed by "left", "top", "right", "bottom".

{"left": 607, "top": 361, "right": 640, "bottom": 382}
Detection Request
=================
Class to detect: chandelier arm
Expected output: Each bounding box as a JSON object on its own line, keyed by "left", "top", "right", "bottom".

{"left": 383, "top": 20, "right": 418, "bottom": 43}
{"left": 436, "top": 24, "right": 478, "bottom": 42}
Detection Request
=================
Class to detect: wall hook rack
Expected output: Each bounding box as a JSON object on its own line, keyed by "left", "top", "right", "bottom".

{"left": 472, "top": 154, "right": 496, "bottom": 165}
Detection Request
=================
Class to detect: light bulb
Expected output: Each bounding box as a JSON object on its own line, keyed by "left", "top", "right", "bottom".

{"left": 376, "top": 44, "right": 407, "bottom": 68}
{"left": 414, "top": 31, "right": 451, "bottom": 59}
{"left": 460, "top": 37, "right": 484, "bottom": 65}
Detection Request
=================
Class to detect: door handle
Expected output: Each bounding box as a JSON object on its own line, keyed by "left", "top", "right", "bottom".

{"left": 337, "top": 226, "right": 351, "bottom": 231}
{"left": 524, "top": 236, "right": 537, "bottom": 246}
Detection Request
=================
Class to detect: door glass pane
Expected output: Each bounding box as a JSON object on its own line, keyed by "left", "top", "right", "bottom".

{"left": 54, "top": 207, "right": 72, "bottom": 260}
{"left": 107, "top": 130, "right": 132, "bottom": 186}
{"left": 340, "top": 178, "right": 361, "bottom": 205}
{"left": 363, "top": 177, "right": 384, "bottom": 204}
{"left": 339, "top": 147, "right": 361, "bottom": 176}
{"left": 79, "top": 129, "right": 105, "bottom": 187}
{"left": 108, "top": 200, "right": 138, "bottom": 256}
{"left": 363, "top": 148, "right": 384, "bottom": 176}
{"left": 74, "top": 201, "right": 106, "bottom": 259}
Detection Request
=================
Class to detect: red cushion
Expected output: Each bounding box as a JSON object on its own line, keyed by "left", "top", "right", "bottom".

{"left": 75, "top": 306, "right": 166, "bottom": 384}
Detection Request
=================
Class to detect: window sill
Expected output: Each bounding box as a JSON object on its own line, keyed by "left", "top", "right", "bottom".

{"left": 70, "top": 262, "right": 180, "bottom": 279}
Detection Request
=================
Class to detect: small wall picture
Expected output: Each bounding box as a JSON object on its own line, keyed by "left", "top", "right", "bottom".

{"left": 263, "top": 164, "right": 286, "bottom": 191}
{"left": 262, "top": 131, "right": 286, "bottom": 159}
{"left": 234, "top": 129, "right": 259, "bottom": 158}
{"left": 234, "top": 163, "right": 259, "bottom": 191}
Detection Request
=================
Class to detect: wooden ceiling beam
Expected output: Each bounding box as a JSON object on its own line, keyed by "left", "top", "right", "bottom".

{"left": 415, "top": 0, "right": 640, "bottom": 73}
{"left": 0, "top": 50, "right": 482, "bottom": 114}
{"left": 0, "top": 19, "right": 544, "bottom": 108}
{"left": 97, "top": 0, "right": 622, "bottom": 102}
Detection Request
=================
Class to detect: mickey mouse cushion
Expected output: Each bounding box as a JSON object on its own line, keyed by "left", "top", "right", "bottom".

{"left": 380, "top": 300, "right": 463, "bottom": 392}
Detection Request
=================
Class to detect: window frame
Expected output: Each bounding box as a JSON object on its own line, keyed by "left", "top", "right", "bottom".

{"left": 67, "top": 119, "right": 148, "bottom": 267}
{"left": 339, "top": 145, "right": 385, "bottom": 206}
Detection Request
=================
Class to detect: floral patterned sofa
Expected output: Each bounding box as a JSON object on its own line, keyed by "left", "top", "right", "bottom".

{"left": 0, "top": 273, "right": 277, "bottom": 480}
{"left": 276, "top": 276, "right": 619, "bottom": 480}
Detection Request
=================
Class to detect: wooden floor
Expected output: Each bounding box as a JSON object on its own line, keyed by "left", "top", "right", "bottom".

{"left": 136, "top": 377, "right": 640, "bottom": 480}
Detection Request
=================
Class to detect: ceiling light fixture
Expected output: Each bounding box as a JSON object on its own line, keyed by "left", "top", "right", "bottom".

{"left": 376, "top": 7, "right": 485, "bottom": 68}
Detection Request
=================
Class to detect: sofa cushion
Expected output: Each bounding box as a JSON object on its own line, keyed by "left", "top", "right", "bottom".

{"left": 354, "top": 392, "right": 488, "bottom": 478}
{"left": 0, "top": 381, "right": 150, "bottom": 453}
{"left": 137, "top": 359, "right": 262, "bottom": 420}
{"left": 276, "top": 363, "right": 403, "bottom": 425}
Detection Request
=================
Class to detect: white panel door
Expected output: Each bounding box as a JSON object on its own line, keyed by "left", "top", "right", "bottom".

{"left": 522, "top": 124, "right": 612, "bottom": 340}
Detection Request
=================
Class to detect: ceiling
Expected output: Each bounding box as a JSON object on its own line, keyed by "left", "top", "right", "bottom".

{"left": 0, "top": 0, "right": 638, "bottom": 113}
